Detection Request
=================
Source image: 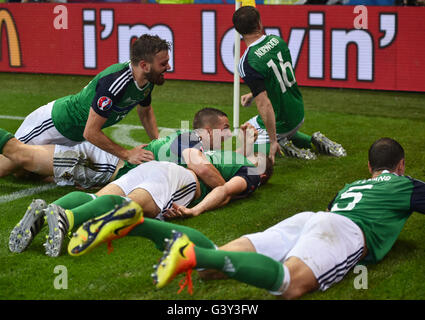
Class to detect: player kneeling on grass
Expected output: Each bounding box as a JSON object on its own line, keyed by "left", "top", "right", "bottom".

{"left": 233, "top": 6, "right": 346, "bottom": 162}
{"left": 64, "top": 138, "right": 423, "bottom": 299}
{"left": 8, "top": 150, "right": 272, "bottom": 257}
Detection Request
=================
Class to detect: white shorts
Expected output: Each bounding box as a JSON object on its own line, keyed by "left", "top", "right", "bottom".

{"left": 53, "top": 142, "right": 120, "bottom": 189}
{"left": 246, "top": 115, "right": 304, "bottom": 145}
{"left": 111, "top": 161, "right": 197, "bottom": 220}
{"left": 244, "top": 211, "right": 365, "bottom": 291}
{"left": 15, "top": 101, "right": 77, "bottom": 146}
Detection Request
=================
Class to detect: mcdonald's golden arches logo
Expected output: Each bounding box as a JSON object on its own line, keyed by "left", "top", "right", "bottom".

{"left": 0, "top": 9, "right": 22, "bottom": 67}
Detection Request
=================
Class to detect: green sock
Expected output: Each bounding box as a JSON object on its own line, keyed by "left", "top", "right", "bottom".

{"left": 291, "top": 131, "right": 312, "bottom": 149}
{"left": 53, "top": 191, "right": 96, "bottom": 210}
{"left": 129, "top": 218, "right": 216, "bottom": 251}
{"left": 0, "top": 128, "right": 15, "bottom": 154}
{"left": 48, "top": 191, "right": 96, "bottom": 229}
{"left": 70, "top": 194, "right": 127, "bottom": 230}
{"left": 194, "top": 247, "right": 284, "bottom": 292}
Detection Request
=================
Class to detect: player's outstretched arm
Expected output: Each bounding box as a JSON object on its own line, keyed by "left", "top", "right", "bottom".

{"left": 163, "top": 177, "right": 247, "bottom": 219}
{"left": 137, "top": 105, "right": 159, "bottom": 140}
{"left": 84, "top": 108, "right": 154, "bottom": 164}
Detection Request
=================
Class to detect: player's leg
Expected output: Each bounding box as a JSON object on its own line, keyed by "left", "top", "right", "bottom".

{"left": 53, "top": 142, "right": 121, "bottom": 189}
{"left": 47, "top": 192, "right": 139, "bottom": 257}
{"left": 0, "top": 128, "right": 17, "bottom": 177}
{"left": 68, "top": 197, "right": 143, "bottom": 256}
{"left": 4, "top": 139, "right": 54, "bottom": 176}
{"left": 153, "top": 231, "right": 288, "bottom": 295}
{"left": 0, "top": 127, "right": 62, "bottom": 178}
{"left": 96, "top": 182, "right": 160, "bottom": 218}
{"left": 246, "top": 117, "right": 316, "bottom": 160}
{"left": 154, "top": 211, "right": 316, "bottom": 296}
{"left": 290, "top": 131, "right": 312, "bottom": 149}
{"left": 11, "top": 189, "right": 124, "bottom": 256}
{"left": 311, "top": 131, "right": 347, "bottom": 157}
{"left": 128, "top": 218, "right": 217, "bottom": 251}
{"left": 67, "top": 200, "right": 217, "bottom": 256}
{"left": 53, "top": 192, "right": 125, "bottom": 231}
{"left": 10, "top": 185, "right": 136, "bottom": 256}
{"left": 201, "top": 211, "right": 315, "bottom": 281}
{"left": 14, "top": 101, "right": 73, "bottom": 146}
{"left": 8, "top": 190, "right": 97, "bottom": 254}
{"left": 68, "top": 163, "right": 203, "bottom": 256}
{"left": 103, "top": 161, "right": 198, "bottom": 220}
{"left": 196, "top": 237, "right": 256, "bottom": 280}
{"left": 278, "top": 124, "right": 317, "bottom": 160}
{"left": 8, "top": 199, "right": 48, "bottom": 253}
{"left": 127, "top": 188, "right": 161, "bottom": 218}
{"left": 280, "top": 256, "right": 318, "bottom": 299}
{"left": 282, "top": 211, "right": 365, "bottom": 298}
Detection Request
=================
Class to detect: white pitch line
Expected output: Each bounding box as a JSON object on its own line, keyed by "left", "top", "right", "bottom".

{"left": 0, "top": 115, "right": 25, "bottom": 120}
{"left": 0, "top": 184, "right": 57, "bottom": 204}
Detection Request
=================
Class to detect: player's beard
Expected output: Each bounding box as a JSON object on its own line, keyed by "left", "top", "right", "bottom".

{"left": 145, "top": 68, "right": 165, "bottom": 85}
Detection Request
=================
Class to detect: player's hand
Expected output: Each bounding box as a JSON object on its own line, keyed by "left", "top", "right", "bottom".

{"left": 241, "top": 93, "right": 254, "bottom": 107}
{"left": 237, "top": 123, "right": 258, "bottom": 157}
{"left": 268, "top": 141, "right": 280, "bottom": 165}
{"left": 163, "top": 203, "right": 200, "bottom": 219}
{"left": 240, "top": 123, "right": 258, "bottom": 143}
{"left": 126, "top": 145, "right": 154, "bottom": 164}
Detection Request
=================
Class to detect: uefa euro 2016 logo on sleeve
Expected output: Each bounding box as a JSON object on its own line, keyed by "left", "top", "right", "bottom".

{"left": 97, "top": 96, "right": 113, "bottom": 111}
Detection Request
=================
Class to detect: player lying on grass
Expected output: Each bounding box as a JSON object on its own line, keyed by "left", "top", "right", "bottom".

{"left": 233, "top": 6, "right": 346, "bottom": 162}
{"left": 62, "top": 146, "right": 271, "bottom": 258}
{"left": 0, "top": 35, "right": 171, "bottom": 178}
{"left": 0, "top": 108, "right": 243, "bottom": 189}
{"left": 9, "top": 147, "right": 272, "bottom": 257}
{"left": 63, "top": 137, "right": 424, "bottom": 299}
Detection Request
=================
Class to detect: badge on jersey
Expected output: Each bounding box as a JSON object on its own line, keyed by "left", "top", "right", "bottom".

{"left": 97, "top": 96, "right": 113, "bottom": 111}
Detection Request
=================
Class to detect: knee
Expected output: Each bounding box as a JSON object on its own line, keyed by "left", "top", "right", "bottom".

{"left": 280, "top": 257, "right": 319, "bottom": 300}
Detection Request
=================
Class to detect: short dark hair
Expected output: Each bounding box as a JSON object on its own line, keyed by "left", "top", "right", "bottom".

{"left": 193, "top": 108, "right": 228, "bottom": 129}
{"left": 232, "top": 6, "right": 261, "bottom": 35}
{"left": 130, "top": 34, "right": 171, "bottom": 65}
{"left": 368, "top": 138, "right": 404, "bottom": 172}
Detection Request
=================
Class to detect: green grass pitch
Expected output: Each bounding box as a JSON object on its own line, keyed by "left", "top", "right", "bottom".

{"left": 0, "top": 73, "right": 424, "bottom": 300}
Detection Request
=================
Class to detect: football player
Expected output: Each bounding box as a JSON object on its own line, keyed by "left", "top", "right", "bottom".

{"left": 233, "top": 6, "right": 346, "bottom": 162}
{"left": 0, "top": 108, "right": 233, "bottom": 188}
{"left": 7, "top": 109, "right": 270, "bottom": 257}
{"left": 0, "top": 34, "right": 170, "bottom": 177}
{"left": 148, "top": 137, "right": 425, "bottom": 299}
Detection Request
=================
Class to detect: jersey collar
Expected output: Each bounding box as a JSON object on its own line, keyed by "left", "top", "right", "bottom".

{"left": 248, "top": 35, "right": 267, "bottom": 48}
{"left": 129, "top": 62, "right": 151, "bottom": 91}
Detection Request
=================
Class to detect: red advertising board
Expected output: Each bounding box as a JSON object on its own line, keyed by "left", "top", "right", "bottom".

{"left": 0, "top": 4, "right": 424, "bottom": 92}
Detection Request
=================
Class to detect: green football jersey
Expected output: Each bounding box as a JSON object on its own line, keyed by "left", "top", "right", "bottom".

{"left": 329, "top": 171, "right": 425, "bottom": 264}
{"left": 239, "top": 35, "right": 304, "bottom": 134}
{"left": 190, "top": 150, "right": 258, "bottom": 206}
{"left": 51, "top": 61, "right": 154, "bottom": 141}
{"left": 114, "top": 130, "right": 202, "bottom": 180}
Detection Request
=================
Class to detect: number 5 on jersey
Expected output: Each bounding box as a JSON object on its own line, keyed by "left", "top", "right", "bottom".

{"left": 331, "top": 185, "right": 374, "bottom": 212}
